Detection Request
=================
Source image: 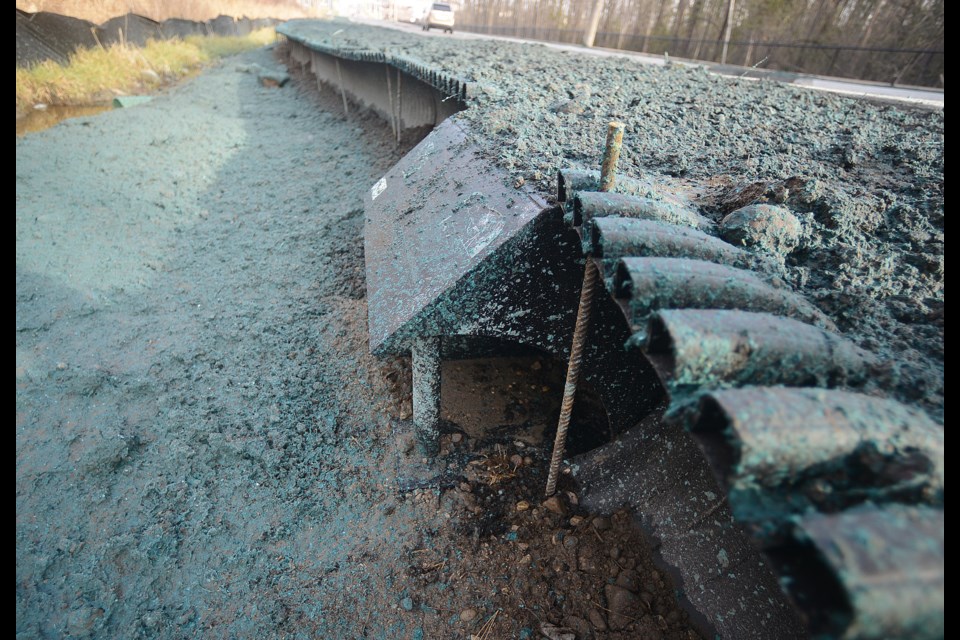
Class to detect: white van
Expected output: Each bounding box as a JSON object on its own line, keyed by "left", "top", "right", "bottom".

{"left": 422, "top": 3, "right": 455, "bottom": 33}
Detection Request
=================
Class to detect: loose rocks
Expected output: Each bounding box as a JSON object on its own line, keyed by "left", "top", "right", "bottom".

{"left": 720, "top": 203, "right": 802, "bottom": 255}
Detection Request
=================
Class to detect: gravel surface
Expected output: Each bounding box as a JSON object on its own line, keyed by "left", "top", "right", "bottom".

{"left": 285, "top": 20, "right": 944, "bottom": 422}
{"left": 17, "top": 46, "right": 696, "bottom": 639}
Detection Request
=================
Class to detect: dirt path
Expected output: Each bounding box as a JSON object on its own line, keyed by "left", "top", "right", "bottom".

{"left": 17, "top": 47, "right": 695, "bottom": 639}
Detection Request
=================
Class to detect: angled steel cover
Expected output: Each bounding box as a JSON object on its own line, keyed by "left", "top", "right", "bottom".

{"left": 364, "top": 118, "right": 547, "bottom": 354}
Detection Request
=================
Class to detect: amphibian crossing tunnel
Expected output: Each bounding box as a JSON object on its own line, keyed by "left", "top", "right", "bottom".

{"left": 279, "top": 20, "right": 944, "bottom": 640}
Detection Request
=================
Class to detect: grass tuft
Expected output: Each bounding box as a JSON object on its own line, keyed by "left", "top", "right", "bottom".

{"left": 16, "top": 27, "right": 275, "bottom": 113}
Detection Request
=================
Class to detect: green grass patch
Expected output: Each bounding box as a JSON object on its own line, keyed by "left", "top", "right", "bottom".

{"left": 16, "top": 27, "right": 275, "bottom": 113}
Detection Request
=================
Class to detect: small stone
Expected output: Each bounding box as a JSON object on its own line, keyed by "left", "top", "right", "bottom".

{"left": 56, "top": 362, "right": 68, "bottom": 370}
{"left": 565, "top": 491, "right": 578, "bottom": 506}
{"left": 608, "top": 545, "right": 620, "bottom": 559}
{"left": 720, "top": 204, "right": 802, "bottom": 255}
{"left": 459, "top": 482, "right": 472, "bottom": 492}
{"left": 451, "top": 433, "right": 463, "bottom": 443}
{"left": 540, "top": 622, "right": 576, "bottom": 640}
{"left": 655, "top": 614, "right": 669, "bottom": 630}
{"left": 588, "top": 608, "right": 608, "bottom": 631}
{"left": 66, "top": 607, "right": 102, "bottom": 637}
{"left": 258, "top": 71, "right": 290, "bottom": 88}
{"left": 460, "top": 608, "right": 478, "bottom": 622}
{"left": 531, "top": 360, "right": 542, "bottom": 371}
{"left": 570, "top": 515, "right": 585, "bottom": 526}
{"left": 563, "top": 616, "right": 592, "bottom": 639}
{"left": 140, "top": 611, "right": 161, "bottom": 630}
{"left": 523, "top": 456, "right": 533, "bottom": 465}
{"left": 518, "top": 554, "right": 532, "bottom": 566}
{"left": 577, "top": 555, "right": 598, "bottom": 573}
{"left": 604, "top": 584, "right": 641, "bottom": 631}
{"left": 592, "top": 516, "right": 611, "bottom": 532}
{"left": 616, "top": 569, "right": 640, "bottom": 592}
{"left": 717, "top": 548, "right": 730, "bottom": 569}
{"left": 516, "top": 500, "right": 531, "bottom": 512}
{"left": 400, "top": 597, "right": 414, "bottom": 611}
{"left": 542, "top": 496, "right": 568, "bottom": 516}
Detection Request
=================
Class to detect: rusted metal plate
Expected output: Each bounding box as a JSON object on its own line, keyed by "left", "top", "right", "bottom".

{"left": 363, "top": 118, "right": 665, "bottom": 437}
{"left": 775, "top": 505, "right": 944, "bottom": 640}
{"left": 364, "top": 118, "right": 547, "bottom": 354}
{"left": 644, "top": 308, "right": 878, "bottom": 390}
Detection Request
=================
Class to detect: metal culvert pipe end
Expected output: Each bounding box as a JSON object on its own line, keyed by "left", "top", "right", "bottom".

{"left": 689, "top": 387, "right": 944, "bottom": 511}
{"left": 584, "top": 218, "right": 605, "bottom": 258}
{"left": 615, "top": 257, "right": 836, "bottom": 331}
{"left": 612, "top": 259, "right": 634, "bottom": 301}
{"left": 589, "top": 217, "right": 756, "bottom": 273}
{"left": 686, "top": 393, "right": 741, "bottom": 489}
{"left": 571, "top": 191, "right": 586, "bottom": 226}
{"left": 556, "top": 167, "right": 684, "bottom": 203}
{"left": 572, "top": 191, "right": 712, "bottom": 231}
{"left": 771, "top": 505, "right": 944, "bottom": 640}
{"left": 644, "top": 309, "right": 878, "bottom": 390}
{"left": 642, "top": 313, "right": 677, "bottom": 382}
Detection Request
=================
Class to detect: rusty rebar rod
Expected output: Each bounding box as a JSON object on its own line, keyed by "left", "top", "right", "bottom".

{"left": 545, "top": 257, "right": 600, "bottom": 496}
{"left": 545, "top": 121, "right": 625, "bottom": 497}
{"left": 600, "top": 121, "right": 625, "bottom": 192}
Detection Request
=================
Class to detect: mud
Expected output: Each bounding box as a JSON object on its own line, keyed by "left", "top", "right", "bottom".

{"left": 17, "top": 47, "right": 694, "bottom": 638}
{"left": 284, "top": 20, "right": 944, "bottom": 422}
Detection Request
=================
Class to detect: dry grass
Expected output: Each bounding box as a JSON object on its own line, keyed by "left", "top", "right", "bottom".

{"left": 17, "top": 0, "right": 318, "bottom": 23}
{"left": 16, "top": 27, "right": 275, "bottom": 112}
{"left": 469, "top": 446, "right": 519, "bottom": 487}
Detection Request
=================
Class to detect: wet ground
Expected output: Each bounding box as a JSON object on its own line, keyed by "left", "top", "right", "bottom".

{"left": 16, "top": 104, "right": 112, "bottom": 136}
{"left": 17, "top": 47, "right": 697, "bottom": 639}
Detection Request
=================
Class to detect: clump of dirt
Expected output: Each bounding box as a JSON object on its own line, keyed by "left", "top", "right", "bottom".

{"left": 386, "top": 436, "right": 698, "bottom": 640}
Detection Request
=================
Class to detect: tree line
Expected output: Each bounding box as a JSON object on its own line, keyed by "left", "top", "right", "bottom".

{"left": 455, "top": 0, "right": 944, "bottom": 87}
